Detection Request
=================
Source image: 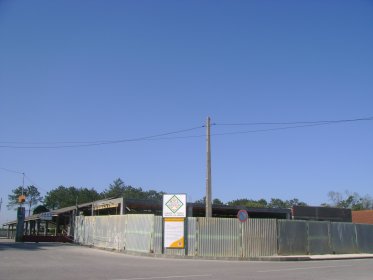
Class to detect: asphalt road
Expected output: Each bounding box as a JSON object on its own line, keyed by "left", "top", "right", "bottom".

{"left": 1, "top": 240, "right": 373, "bottom": 280}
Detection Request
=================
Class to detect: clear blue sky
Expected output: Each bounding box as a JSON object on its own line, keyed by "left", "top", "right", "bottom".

{"left": 1, "top": 0, "right": 372, "bottom": 224}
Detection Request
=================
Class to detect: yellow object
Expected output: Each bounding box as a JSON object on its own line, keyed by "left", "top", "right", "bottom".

{"left": 18, "top": 195, "right": 26, "bottom": 203}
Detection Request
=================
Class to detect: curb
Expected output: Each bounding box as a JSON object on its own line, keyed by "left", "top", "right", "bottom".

{"left": 77, "top": 243, "right": 373, "bottom": 262}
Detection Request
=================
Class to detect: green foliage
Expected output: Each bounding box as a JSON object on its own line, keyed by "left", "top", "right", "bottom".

{"left": 268, "top": 198, "right": 308, "bottom": 208}
{"left": 145, "top": 189, "right": 166, "bottom": 201}
{"left": 44, "top": 186, "right": 101, "bottom": 209}
{"left": 7, "top": 185, "right": 43, "bottom": 215}
{"left": 226, "top": 197, "right": 307, "bottom": 208}
{"left": 227, "top": 198, "right": 268, "bottom": 208}
{"left": 101, "top": 178, "right": 126, "bottom": 198}
{"left": 43, "top": 178, "right": 165, "bottom": 210}
{"left": 212, "top": 198, "right": 224, "bottom": 205}
{"left": 102, "top": 178, "right": 165, "bottom": 202}
{"left": 33, "top": 205, "right": 49, "bottom": 214}
{"left": 194, "top": 197, "right": 205, "bottom": 204}
{"left": 194, "top": 197, "right": 225, "bottom": 205}
{"left": 268, "top": 198, "right": 289, "bottom": 208}
{"left": 326, "top": 191, "right": 373, "bottom": 210}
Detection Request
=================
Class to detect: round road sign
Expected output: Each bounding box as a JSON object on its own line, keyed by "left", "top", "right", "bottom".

{"left": 237, "top": 209, "right": 249, "bottom": 222}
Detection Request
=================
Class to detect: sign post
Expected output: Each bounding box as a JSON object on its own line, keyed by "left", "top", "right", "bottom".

{"left": 162, "top": 194, "right": 186, "bottom": 249}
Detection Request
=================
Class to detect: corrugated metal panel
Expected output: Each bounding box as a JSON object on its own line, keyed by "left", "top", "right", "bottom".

{"left": 197, "top": 217, "right": 240, "bottom": 257}
{"left": 95, "top": 216, "right": 126, "bottom": 251}
{"left": 93, "top": 216, "right": 109, "bottom": 248}
{"left": 77, "top": 216, "right": 95, "bottom": 246}
{"left": 242, "top": 219, "right": 277, "bottom": 257}
{"left": 355, "top": 224, "right": 373, "bottom": 253}
{"left": 153, "top": 216, "right": 163, "bottom": 254}
{"left": 278, "top": 220, "right": 308, "bottom": 255}
{"left": 308, "top": 221, "right": 331, "bottom": 255}
{"left": 125, "top": 214, "right": 154, "bottom": 253}
{"left": 331, "top": 222, "right": 358, "bottom": 254}
{"left": 74, "top": 216, "right": 82, "bottom": 243}
{"left": 187, "top": 217, "right": 197, "bottom": 256}
{"left": 79, "top": 216, "right": 124, "bottom": 250}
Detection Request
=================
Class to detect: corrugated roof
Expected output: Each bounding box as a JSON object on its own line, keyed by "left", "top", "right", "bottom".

{"left": 2, "top": 201, "right": 94, "bottom": 226}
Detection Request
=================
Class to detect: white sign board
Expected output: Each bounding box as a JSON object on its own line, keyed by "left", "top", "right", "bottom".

{"left": 39, "top": 212, "right": 53, "bottom": 221}
{"left": 164, "top": 218, "right": 184, "bottom": 248}
{"left": 162, "top": 194, "right": 187, "bottom": 218}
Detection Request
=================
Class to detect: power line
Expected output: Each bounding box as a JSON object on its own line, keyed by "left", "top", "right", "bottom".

{"left": 24, "top": 174, "right": 49, "bottom": 194}
{"left": 0, "top": 168, "right": 48, "bottom": 193}
{"left": 215, "top": 116, "right": 373, "bottom": 126}
{"left": 0, "top": 125, "right": 204, "bottom": 149}
{"left": 0, "top": 116, "right": 371, "bottom": 149}
{"left": 210, "top": 116, "right": 373, "bottom": 137}
{"left": 0, "top": 167, "right": 24, "bottom": 175}
{"left": 127, "top": 116, "right": 373, "bottom": 140}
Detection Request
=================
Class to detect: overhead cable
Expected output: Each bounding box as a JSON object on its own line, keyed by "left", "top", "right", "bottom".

{"left": 0, "top": 116, "right": 372, "bottom": 149}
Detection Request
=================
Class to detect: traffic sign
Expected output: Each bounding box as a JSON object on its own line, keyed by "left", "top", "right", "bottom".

{"left": 237, "top": 209, "right": 249, "bottom": 222}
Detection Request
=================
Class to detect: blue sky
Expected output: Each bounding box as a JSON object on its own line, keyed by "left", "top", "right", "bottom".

{"left": 1, "top": 0, "right": 372, "bottom": 224}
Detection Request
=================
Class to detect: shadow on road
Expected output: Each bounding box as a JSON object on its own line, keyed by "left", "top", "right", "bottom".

{"left": 0, "top": 239, "right": 72, "bottom": 251}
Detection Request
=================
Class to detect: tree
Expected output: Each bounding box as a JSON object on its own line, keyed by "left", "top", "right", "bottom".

{"left": 267, "top": 198, "right": 308, "bottom": 208}
{"left": 213, "top": 198, "right": 224, "bottom": 205}
{"left": 286, "top": 198, "right": 308, "bottom": 207}
{"left": 325, "top": 191, "right": 373, "bottom": 210}
{"left": 101, "top": 178, "right": 165, "bottom": 201}
{"left": 194, "top": 197, "right": 206, "bottom": 204}
{"left": 102, "top": 178, "right": 126, "bottom": 198}
{"left": 44, "top": 186, "right": 101, "bottom": 209}
{"left": 145, "top": 189, "right": 166, "bottom": 202}
{"left": 33, "top": 205, "right": 49, "bottom": 215}
{"left": 227, "top": 198, "right": 268, "bottom": 208}
{"left": 268, "top": 198, "right": 289, "bottom": 208}
{"left": 7, "top": 185, "right": 43, "bottom": 216}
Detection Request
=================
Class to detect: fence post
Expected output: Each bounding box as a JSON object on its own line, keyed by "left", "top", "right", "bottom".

{"left": 195, "top": 217, "right": 199, "bottom": 256}
{"left": 306, "top": 221, "right": 309, "bottom": 255}
{"left": 276, "top": 220, "right": 280, "bottom": 255}
{"left": 354, "top": 223, "right": 359, "bottom": 253}
{"left": 240, "top": 221, "right": 243, "bottom": 258}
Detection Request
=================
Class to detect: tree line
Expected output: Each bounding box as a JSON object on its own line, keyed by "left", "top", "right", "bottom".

{"left": 7, "top": 178, "right": 373, "bottom": 215}
{"left": 7, "top": 178, "right": 165, "bottom": 215}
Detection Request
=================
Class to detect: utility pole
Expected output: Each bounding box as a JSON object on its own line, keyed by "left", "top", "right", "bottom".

{"left": 205, "top": 117, "right": 212, "bottom": 217}
{"left": 22, "top": 172, "right": 25, "bottom": 196}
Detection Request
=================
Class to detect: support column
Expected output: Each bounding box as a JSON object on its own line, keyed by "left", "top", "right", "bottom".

{"left": 24, "top": 221, "right": 29, "bottom": 235}
{"left": 44, "top": 221, "right": 48, "bottom": 236}
{"left": 55, "top": 216, "right": 60, "bottom": 235}
{"left": 31, "top": 220, "right": 35, "bottom": 235}
{"left": 36, "top": 220, "right": 41, "bottom": 236}
{"left": 15, "top": 207, "right": 25, "bottom": 242}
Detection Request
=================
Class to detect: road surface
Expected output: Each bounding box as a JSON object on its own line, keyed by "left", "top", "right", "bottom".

{"left": 1, "top": 240, "right": 372, "bottom": 280}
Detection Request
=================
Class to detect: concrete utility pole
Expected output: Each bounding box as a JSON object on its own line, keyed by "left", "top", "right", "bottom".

{"left": 205, "top": 117, "right": 212, "bottom": 217}
{"left": 22, "top": 172, "right": 25, "bottom": 196}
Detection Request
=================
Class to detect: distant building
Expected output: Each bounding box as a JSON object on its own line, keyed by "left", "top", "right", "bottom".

{"left": 352, "top": 210, "right": 373, "bottom": 224}
{"left": 292, "top": 205, "right": 352, "bottom": 222}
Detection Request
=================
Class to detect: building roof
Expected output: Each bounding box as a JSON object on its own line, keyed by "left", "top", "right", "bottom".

{"left": 3, "top": 197, "right": 292, "bottom": 226}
